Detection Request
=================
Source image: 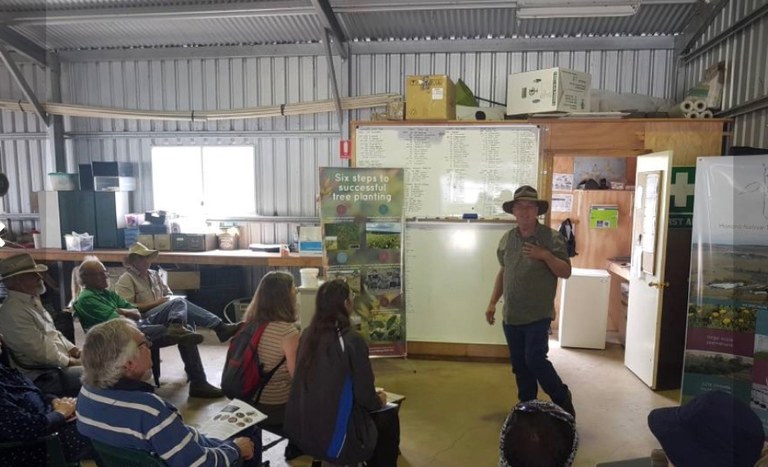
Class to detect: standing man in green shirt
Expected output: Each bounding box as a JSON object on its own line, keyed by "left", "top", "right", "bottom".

{"left": 485, "top": 186, "right": 575, "bottom": 418}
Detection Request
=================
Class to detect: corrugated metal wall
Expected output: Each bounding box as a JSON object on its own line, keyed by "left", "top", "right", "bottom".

{"left": 0, "top": 61, "right": 52, "bottom": 235}
{"left": 2, "top": 48, "right": 675, "bottom": 242}
{"left": 680, "top": 0, "right": 768, "bottom": 148}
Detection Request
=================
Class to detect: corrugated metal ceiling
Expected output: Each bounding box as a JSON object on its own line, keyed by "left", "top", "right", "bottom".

{"left": 0, "top": 0, "right": 700, "bottom": 52}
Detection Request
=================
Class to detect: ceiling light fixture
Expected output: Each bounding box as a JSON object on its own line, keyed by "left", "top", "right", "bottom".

{"left": 517, "top": 1, "right": 640, "bottom": 19}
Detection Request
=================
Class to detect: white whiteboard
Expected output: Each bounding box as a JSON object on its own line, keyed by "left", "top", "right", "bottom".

{"left": 404, "top": 222, "right": 511, "bottom": 345}
{"left": 355, "top": 124, "right": 540, "bottom": 219}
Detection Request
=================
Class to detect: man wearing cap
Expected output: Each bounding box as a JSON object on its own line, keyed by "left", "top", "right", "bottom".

{"left": 73, "top": 256, "right": 224, "bottom": 398}
{"left": 0, "top": 252, "right": 83, "bottom": 396}
{"left": 485, "top": 185, "right": 575, "bottom": 418}
{"left": 114, "top": 242, "right": 240, "bottom": 343}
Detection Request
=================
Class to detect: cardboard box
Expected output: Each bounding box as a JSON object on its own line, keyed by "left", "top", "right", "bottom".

{"left": 137, "top": 234, "right": 154, "bottom": 249}
{"left": 171, "top": 233, "right": 217, "bottom": 252}
{"left": 456, "top": 105, "right": 506, "bottom": 121}
{"left": 154, "top": 234, "right": 171, "bottom": 251}
{"left": 158, "top": 266, "right": 201, "bottom": 290}
{"left": 506, "top": 67, "right": 591, "bottom": 115}
{"left": 405, "top": 75, "right": 456, "bottom": 120}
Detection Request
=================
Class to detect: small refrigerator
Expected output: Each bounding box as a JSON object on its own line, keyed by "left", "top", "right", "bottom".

{"left": 558, "top": 268, "right": 611, "bottom": 349}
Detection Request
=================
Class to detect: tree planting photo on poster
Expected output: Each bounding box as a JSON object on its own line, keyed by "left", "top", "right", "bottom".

{"left": 320, "top": 167, "right": 406, "bottom": 357}
{"left": 319, "top": 168, "right": 404, "bottom": 267}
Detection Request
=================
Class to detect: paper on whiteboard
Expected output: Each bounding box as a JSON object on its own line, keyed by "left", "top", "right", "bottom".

{"left": 553, "top": 173, "right": 573, "bottom": 191}
{"left": 551, "top": 194, "right": 573, "bottom": 212}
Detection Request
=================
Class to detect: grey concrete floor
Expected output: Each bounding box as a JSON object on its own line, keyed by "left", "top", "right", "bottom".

{"left": 77, "top": 327, "right": 679, "bottom": 467}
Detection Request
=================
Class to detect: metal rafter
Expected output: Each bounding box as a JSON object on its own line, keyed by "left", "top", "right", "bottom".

{"left": 311, "top": 0, "right": 348, "bottom": 60}
{"left": 0, "top": 43, "right": 48, "bottom": 125}
{"left": 673, "top": 0, "right": 728, "bottom": 56}
{"left": 0, "top": 25, "right": 46, "bottom": 67}
{"left": 1, "top": 1, "right": 314, "bottom": 25}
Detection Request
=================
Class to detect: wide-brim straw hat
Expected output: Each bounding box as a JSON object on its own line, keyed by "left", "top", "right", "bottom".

{"left": 0, "top": 252, "right": 48, "bottom": 281}
{"left": 502, "top": 185, "right": 549, "bottom": 215}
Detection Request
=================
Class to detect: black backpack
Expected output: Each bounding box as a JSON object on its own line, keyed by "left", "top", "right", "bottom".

{"left": 221, "top": 321, "right": 286, "bottom": 403}
{"left": 559, "top": 218, "right": 578, "bottom": 258}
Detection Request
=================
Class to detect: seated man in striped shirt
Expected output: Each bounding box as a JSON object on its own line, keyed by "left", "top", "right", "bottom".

{"left": 76, "top": 318, "right": 260, "bottom": 467}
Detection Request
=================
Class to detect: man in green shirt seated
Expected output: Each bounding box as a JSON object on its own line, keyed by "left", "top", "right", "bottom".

{"left": 72, "top": 257, "right": 223, "bottom": 398}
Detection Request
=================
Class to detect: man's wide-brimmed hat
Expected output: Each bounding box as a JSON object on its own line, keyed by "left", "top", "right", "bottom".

{"left": 647, "top": 390, "right": 764, "bottom": 467}
{"left": 128, "top": 242, "right": 159, "bottom": 257}
{"left": 502, "top": 185, "right": 549, "bottom": 215}
{"left": 0, "top": 252, "right": 48, "bottom": 281}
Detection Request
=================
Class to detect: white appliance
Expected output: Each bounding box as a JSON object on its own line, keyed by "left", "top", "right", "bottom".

{"left": 558, "top": 268, "right": 611, "bottom": 349}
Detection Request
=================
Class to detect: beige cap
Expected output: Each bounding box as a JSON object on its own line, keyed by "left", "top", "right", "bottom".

{"left": 128, "top": 242, "right": 159, "bottom": 257}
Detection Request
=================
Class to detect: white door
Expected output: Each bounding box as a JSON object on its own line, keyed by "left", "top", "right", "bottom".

{"left": 624, "top": 151, "right": 672, "bottom": 389}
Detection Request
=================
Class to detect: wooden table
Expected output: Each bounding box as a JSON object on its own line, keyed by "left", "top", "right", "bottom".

{"left": 0, "top": 248, "right": 324, "bottom": 268}
{"left": 0, "top": 248, "right": 323, "bottom": 307}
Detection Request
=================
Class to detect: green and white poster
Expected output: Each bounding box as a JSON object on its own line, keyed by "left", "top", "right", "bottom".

{"left": 681, "top": 155, "right": 768, "bottom": 437}
{"left": 319, "top": 167, "right": 406, "bottom": 357}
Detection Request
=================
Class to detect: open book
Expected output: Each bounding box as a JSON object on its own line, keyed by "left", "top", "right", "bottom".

{"left": 198, "top": 399, "right": 267, "bottom": 440}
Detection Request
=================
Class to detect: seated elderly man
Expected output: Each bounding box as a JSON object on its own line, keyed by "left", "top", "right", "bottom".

{"left": 72, "top": 257, "right": 223, "bottom": 398}
{"left": 114, "top": 242, "right": 239, "bottom": 342}
{"left": 0, "top": 253, "right": 82, "bottom": 397}
{"left": 76, "top": 318, "right": 260, "bottom": 467}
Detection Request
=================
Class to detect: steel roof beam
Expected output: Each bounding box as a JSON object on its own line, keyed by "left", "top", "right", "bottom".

{"left": 54, "top": 35, "right": 674, "bottom": 61}
{"left": 0, "top": 26, "right": 46, "bottom": 67}
{"left": 311, "top": 0, "right": 348, "bottom": 60}
{"left": 673, "top": 0, "right": 728, "bottom": 56}
{"left": 1, "top": 1, "right": 315, "bottom": 25}
{"left": 0, "top": 43, "right": 48, "bottom": 125}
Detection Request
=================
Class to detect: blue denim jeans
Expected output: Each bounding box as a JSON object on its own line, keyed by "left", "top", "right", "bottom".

{"left": 144, "top": 298, "right": 222, "bottom": 329}
{"left": 503, "top": 318, "right": 568, "bottom": 404}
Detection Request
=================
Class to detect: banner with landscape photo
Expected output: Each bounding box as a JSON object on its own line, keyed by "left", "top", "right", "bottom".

{"left": 681, "top": 155, "right": 768, "bottom": 437}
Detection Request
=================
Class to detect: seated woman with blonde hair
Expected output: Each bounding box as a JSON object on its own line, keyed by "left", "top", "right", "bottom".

{"left": 240, "top": 272, "right": 300, "bottom": 435}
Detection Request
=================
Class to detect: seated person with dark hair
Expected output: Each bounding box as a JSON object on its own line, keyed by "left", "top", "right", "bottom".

{"left": 500, "top": 400, "right": 578, "bottom": 467}
{"left": 0, "top": 340, "right": 99, "bottom": 466}
{"left": 648, "top": 390, "right": 764, "bottom": 467}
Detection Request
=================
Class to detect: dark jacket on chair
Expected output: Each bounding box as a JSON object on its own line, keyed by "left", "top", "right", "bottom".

{"left": 284, "top": 330, "right": 382, "bottom": 465}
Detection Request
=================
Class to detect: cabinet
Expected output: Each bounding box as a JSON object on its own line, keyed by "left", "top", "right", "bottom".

{"left": 38, "top": 191, "right": 129, "bottom": 249}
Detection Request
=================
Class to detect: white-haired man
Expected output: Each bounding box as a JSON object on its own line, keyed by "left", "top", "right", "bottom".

{"left": 0, "top": 252, "right": 82, "bottom": 396}
{"left": 76, "top": 318, "right": 259, "bottom": 466}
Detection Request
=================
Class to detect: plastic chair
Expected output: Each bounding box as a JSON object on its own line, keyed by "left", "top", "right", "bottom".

{"left": 0, "top": 433, "right": 78, "bottom": 467}
{"left": 91, "top": 439, "right": 167, "bottom": 467}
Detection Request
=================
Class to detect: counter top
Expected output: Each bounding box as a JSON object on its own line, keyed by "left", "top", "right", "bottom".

{"left": 606, "top": 259, "right": 630, "bottom": 281}
{"left": 0, "top": 248, "right": 324, "bottom": 268}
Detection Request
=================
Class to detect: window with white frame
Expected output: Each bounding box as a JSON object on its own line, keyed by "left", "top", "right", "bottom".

{"left": 151, "top": 146, "right": 256, "bottom": 218}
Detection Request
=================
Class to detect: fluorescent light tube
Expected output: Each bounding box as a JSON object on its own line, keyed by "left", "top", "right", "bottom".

{"left": 517, "top": 4, "right": 639, "bottom": 18}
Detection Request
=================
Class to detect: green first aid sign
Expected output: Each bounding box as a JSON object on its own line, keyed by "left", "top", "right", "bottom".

{"left": 669, "top": 166, "right": 695, "bottom": 229}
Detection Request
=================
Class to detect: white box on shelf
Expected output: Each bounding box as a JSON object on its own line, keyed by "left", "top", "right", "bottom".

{"left": 506, "top": 67, "right": 591, "bottom": 115}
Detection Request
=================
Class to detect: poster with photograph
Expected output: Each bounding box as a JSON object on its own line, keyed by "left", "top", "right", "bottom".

{"left": 320, "top": 168, "right": 406, "bottom": 357}
{"left": 681, "top": 155, "right": 768, "bottom": 436}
